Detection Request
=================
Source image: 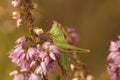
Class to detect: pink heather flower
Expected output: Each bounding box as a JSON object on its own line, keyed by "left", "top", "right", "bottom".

{"left": 44, "top": 56, "right": 52, "bottom": 66}
{"left": 10, "top": 70, "right": 25, "bottom": 80}
{"left": 107, "top": 64, "right": 119, "bottom": 80}
{"left": 107, "top": 37, "right": 120, "bottom": 62}
{"left": 114, "top": 55, "right": 120, "bottom": 65}
{"left": 35, "top": 56, "right": 53, "bottom": 75}
{"left": 49, "top": 52, "right": 56, "bottom": 60}
{"left": 67, "top": 28, "right": 79, "bottom": 43}
{"left": 39, "top": 51, "right": 48, "bottom": 61}
{"left": 109, "top": 41, "right": 120, "bottom": 52}
{"left": 27, "top": 47, "right": 39, "bottom": 60}
{"left": 107, "top": 52, "right": 120, "bottom": 61}
{"left": 12, "top": 11, "right": 21, "bottom": 20}
{"left": 29, "top": 73, "right": 40, "bottom": 80}
{"left": 15, "top": 36, "right": 26, "bottom": 46}
{"left": 14, "top": 74, "right": 24, "bottom": 80}
{"left": 36, "top": 44, "right": 41, "bottom": 50}
{"left": 10, "top": 70, "right": 40, "bottom": 80}
{"left": 9, "top": 70, "right": 19, "bottom": 76}
{"left": 11, "top": 0, "right": 21, "bottom": 8}
{"left": 9, "top": 46, "right": 32, "bottom": 69}
{"left": 35, "top": 66, "right": 43, "bottom": 74}
{"left": 42, "top": 42, "right": 60, "bottom": 60}
{"left": 35, "top": 63, "right": 53, "bottom": 75}
{"left": 41, "top": 62, "right": 47, "bottom": 75}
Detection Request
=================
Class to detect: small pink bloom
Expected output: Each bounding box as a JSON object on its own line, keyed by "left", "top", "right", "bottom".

{"left": 42, "top": 42, "right": 61, "bottom": 60}
{"left": 107, "top": 52, "right": 120, "bottom": 61}
{"left": 14, "top": 73, "right": 24, "bottom": 80}
{"left": 39, "top": 51, "right": 48, "bottom": 61}
{"left": 67, "top": 28, "right": 79, "bottom": 43}
{"left": 36, "top": 44, "right": 41, "bottom": 50}
{"left": 9, "top": 70, "right": 18, "bottom": 76}
{"left": 41, "top": 62, "right": 47, "bottom": 75}
{"left": 44, "top": 56, "right": 51, "bottom": 65}
{"left": 29, "top": 73, "right": 40, "bottom": 80}
{"left": 107, "top": 64, "right": 118, "bottom": 80}
{"left": 15, "top": 36, "right": 26, "bottom": 46}
{"left": 35, "top": 66, "right": 43, "bottom": 74}
{"left": 27, "top": 47, "right": 38, "bottom": 60}
{"left": 110, "top": 41, "right": 120, "bottom": 52}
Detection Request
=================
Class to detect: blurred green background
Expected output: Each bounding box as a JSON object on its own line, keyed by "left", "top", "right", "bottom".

{"left": 0, "top": 0, "right": 120, "bottom": 80}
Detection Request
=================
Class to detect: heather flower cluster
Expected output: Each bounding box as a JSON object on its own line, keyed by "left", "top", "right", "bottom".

{"left": 10, "top": 0, "right": 62, "bottom": 79}
{"left": 107, "top": 36, "right": 120, "bottom": 80}
{"left": 9, "top": 31, "right": 61, "bottom": 79}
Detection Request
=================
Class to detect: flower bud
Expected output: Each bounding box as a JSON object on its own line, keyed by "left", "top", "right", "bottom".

{"left": 12, "top": 11, "right": 20, "bottom": 20}
{"left": 70, "top": 64, "right": 75, "bottom": 71}
{"left": 9, "top": 70, "right": 18, "bottom": 76}
{"left": 16, "top": 19, "right": 22, "bottom": 27}
{"left": 32, "top": 3, "right": 37, "bottom": 9}
{"left": 86, "top": 75, "right": 94, "bottom": 80}
{"left": 72, "top": 77, "right": 79, "bottom": 80}
{"left": 33, "top": 27, "right": 44, "bottom": 35}
{"left": 11, "top": 0, "right": 20, "bottom": 8}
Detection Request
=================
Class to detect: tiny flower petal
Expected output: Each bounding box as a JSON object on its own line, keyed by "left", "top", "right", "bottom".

{"left": 49, "top": 52, "right": 56, "bottom": 60}
{"left": 29, "top": 73, "right": 40, "bottom": 80}
{"left": 14, "top": 73, "right": 24, "bottom": 80}
{"left": 9, "top": 70, "right": 18, "bottom": 76}
{"left": 41, "top": 62, "right": 47, "bottom": 75}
